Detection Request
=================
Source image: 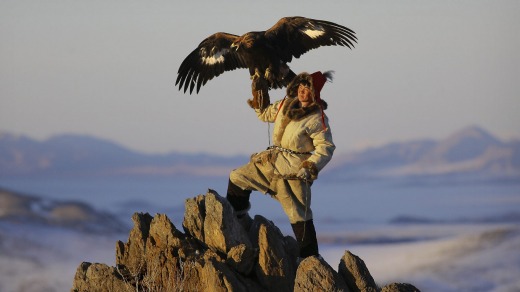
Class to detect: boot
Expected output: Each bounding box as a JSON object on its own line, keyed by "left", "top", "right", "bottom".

{"left": 226, "top": 179, "right": 253, "bottom": 231}
{"left": 291, "top": 220, "right": 319, "bottom": 259}
{"left": 235, "top": 203, "right": 253, "bottom": 231}
{"left": 226, "top": 179, "right": 251, "bottom": 211}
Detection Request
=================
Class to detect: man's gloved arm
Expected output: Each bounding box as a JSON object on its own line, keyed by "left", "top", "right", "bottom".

{"left": 247, "top": 77, "right": 270, "bottom": 110}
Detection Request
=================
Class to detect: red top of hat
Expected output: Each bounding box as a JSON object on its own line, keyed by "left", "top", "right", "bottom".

{"left": 311, "top": 71, "right": 327, "bottom": 101}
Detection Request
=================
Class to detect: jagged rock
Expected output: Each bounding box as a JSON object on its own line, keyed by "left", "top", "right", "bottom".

{"left": 227, "top": 243, "right": 257, "bottom": 275}
{"left": 141, "top": 213, "right": 187, "bottom": 289}
{"left": 339, "top": 250, "right": 378, "bottom": 292}
{"left": 115, "top": 212, "right": 153, "bottom": 276}
{"left": 182, "top": 193, "right": 205, "bottom": 241}
{"left": 250, "top": 215, "right": 298, "bottom": 291}
{"left": 381, "top": 282, "right": 421, "bottom": 292}
{"left": 203, "top": 191, "right": 253, "bottom": 254}
{"left": 148, "top": 213, "right": 185, "bottom": 249}
{"left": 72, "top": 262, "right": 133, "bottom": 291}
{"left": 71, "top": 190, "right": 419, "bottom": 292}
{"left": 176, "top": 256, "right": 238, "bottom": 291}
{"left": 183, "top": 189, "right": 256, "bottom": 274}
{"left": 294, "top": 255, "right": 349, "bottom": 291}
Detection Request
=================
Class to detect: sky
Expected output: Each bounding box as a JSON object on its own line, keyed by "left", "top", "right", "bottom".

{"left": 1, "top": 0, "right": 519, "bottom": 156}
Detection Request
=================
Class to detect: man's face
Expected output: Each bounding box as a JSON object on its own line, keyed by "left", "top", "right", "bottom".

{"left": 298, "top": 84, "right": 313, "bottom": 105}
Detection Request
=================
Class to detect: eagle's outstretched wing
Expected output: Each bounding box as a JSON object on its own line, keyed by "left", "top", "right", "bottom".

{"left": 176, "top": 17, "right": 357, "bottom": 94}
{"left": 176, "top": 32, "right": 248, "bottom": 94}
{"left": 265, "top": 16, "right": 357, "bottom": 63}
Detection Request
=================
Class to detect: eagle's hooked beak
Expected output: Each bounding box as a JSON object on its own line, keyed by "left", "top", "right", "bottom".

{"left": 231, "top": 42, "right": 240, "bottom": 51}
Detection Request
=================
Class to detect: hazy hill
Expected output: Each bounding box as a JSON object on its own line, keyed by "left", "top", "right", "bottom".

{"left": 0, "top": 187, "right": 126, "bottom": 233}
{"left": 1, "top": 126, "right": 519, "bottom": 180}
{"left": 324, "top": 125, "right": 520, "bottom": 180}
{"left": 0, "top": 132, "right": 246, "bottom": 177}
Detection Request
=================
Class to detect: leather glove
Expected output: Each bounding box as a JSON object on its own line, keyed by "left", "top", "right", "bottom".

{"left": 247, "top": 77, "right": 270, "bottom": 110}
{"left": 297, "top": 168, "right": 311, "bottom": 180}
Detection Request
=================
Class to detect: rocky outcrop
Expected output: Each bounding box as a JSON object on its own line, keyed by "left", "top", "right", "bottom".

{"left": 339, "top": 250, "right": 378, "bottom": 292}
{"left": 71, "top": 190, "right": 420, "bottom": 291}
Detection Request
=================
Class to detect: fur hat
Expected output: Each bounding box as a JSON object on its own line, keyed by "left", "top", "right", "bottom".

{"left": 286, "top": 71, "right": 334, "bottom": 109}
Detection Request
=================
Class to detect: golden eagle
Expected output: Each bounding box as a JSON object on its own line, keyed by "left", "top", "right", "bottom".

{"left": 176, "top": 16, "right": 357, "bottom": 94}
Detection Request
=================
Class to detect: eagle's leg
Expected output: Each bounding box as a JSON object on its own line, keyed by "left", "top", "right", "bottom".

{"left": 248, "top": 76, "right": 270, "bottom": 111}
{"left": 264, "top": 67, "right": 273, "bottom": 82}
{"left": 250, "top": 68, "right": 261, "bottom": 81}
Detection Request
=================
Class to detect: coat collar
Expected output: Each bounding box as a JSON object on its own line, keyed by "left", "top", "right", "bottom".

{"left": 282, "top": 97, "right": 321, "bottom": 121}
{"left": 273, "top": 97, "right": 327, "bottom": 146}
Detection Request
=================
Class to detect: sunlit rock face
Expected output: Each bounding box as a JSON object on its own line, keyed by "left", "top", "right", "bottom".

{"left": 71, "top": 190, "right": 419, "bottom": 291}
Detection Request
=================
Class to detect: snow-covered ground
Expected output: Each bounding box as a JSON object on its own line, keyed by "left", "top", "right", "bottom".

{"left": 321, "top": 223, "right": 520, "bottom": 292}
{"left": 0, "top": 221, "right": 124, "bottom": 292}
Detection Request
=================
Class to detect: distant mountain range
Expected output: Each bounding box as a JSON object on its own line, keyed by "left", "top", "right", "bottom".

{"left": 0, "top": 133, "right": 245, "bottom": 177}
{"left": 1, "top": 126, "right": 519, "bottom": 180}
{"left": 323, "top": 125, "right": 520, "bottom": 181}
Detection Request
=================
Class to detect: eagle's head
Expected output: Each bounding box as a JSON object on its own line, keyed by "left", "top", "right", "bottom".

{"left": 231, "top": 33, "right": 255, "bottom": 51}
{"left": 230, "top": 42, "right": 240, "bottom": 51}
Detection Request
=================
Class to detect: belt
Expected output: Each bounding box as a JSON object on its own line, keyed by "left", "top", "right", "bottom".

{"left": 267, "top": 145, "right": 311, "bottom": 155}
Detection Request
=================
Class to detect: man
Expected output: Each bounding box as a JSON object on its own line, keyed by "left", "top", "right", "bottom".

{"left": 226, "top": 71, "right": 335, "bottom": 259}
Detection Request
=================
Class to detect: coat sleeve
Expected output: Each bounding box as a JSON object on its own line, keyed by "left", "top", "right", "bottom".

{"left": 301, "top": 116, "right": 335, "bottom": 180}
{"left": 255, "top": 99, "right": 284, "bottom": 123}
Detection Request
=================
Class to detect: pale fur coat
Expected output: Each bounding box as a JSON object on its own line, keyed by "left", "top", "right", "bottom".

{"left": 253, "top": 96, "right": 335, "bottom": 180}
